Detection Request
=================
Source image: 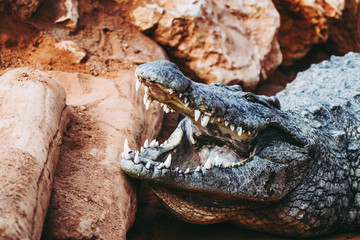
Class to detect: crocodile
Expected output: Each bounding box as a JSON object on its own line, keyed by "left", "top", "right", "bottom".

{"left": 121, "top": 52, "right": 360, "bottom": 237}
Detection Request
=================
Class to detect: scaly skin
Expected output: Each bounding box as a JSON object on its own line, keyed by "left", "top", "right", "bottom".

{"left": 121, "top": 53, "right": 360, "bottom": 237}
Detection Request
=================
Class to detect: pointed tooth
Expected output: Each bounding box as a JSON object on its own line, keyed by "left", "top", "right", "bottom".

{"left": 145, "top": 161, "right": 151, "bottom": 169}
{"left": 225, "top": 120, "right": 229, "bottom": 126}
{"left": 144, "top": 86, "right": 149, "bottom": 95}
{"left": 140, "top": 146, "right": 144, "bottom": 153}
{"left": 124, "top": 138, "right": 130, "bottom": 152}
{"left": 237, "top": 126, "right": 243, "bottom": 136}
{"left": 217, "top": 117, "right": 221, "bottom": 122}
{"left": 136, "top": 79, "right": 141, "bottom": 91}
{"left": 247, "top": 131, "right": 251, "bottom": 135}
{"left": 179, "top": 93, "right": 183, "bottom": 98}
{"left": 194, "top": 109, "right": 201, "bottom": 121}
{"left": 124, "top": 151, "right": 130, "bottom": 159}
{"left": 184, "top": 97, "right": 188, "bottom": 103}
{"left": 155, "top": 141, "right": 159, "bottom": 146}
{"left": 144, "top": 139, "right": 149, "bottom": 148}
{"left": 201, "top": 115, "right": 210, "bottom": 127}
{"left": 210, "top": 117, "right": 214, "bottom": 123}
{"left": 169, "top": 89, "right": 173, "bottom": 94}
{"left": 145, "top": 99, "right": 151, "bottom": 110}
{"left": 121, "top": 152, "right": 124, "bottom": 158}
{"left": 195, "top": 166, "right": 201, "bottom": 172}
{"left": 164, "top": 154, "right": 172, "bottom": 168}
{"left": 165, "top": 108, "right": 170, "bottom": 113}
{"left": 143, "top": 93, "right": 147, "bottom": 104}
{"left": 179, "top": 169, "right": 183, "bottom": 173}
{"left": 204, "top": 159, "right": 211, "bottom": 169}
{"left": 157, "top": 162, "right": 164, "bottom": 169}
{"left": 175, "top": 167, "right": 179, "bottom": 172}
{"left": 134, "top": 152, "right": 140, "bottom": 164}
{"left": 185, "top": 168, "right": 190, "bottom": 174}
{"left": 160, "top": 103, "right": 164, "bottom": 107}
{"left": 150, "top": 139, "right": 156, "bottom": 147}
{"left": 230, "top": 124, "right": 235, "bottom": 131}
{"left": 185, "top": 102, "right": 189, "bottom": 107}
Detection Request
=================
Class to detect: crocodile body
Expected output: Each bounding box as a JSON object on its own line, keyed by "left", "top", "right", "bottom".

{"left": 121, "top": 53, "right": 360, "bottom": 237}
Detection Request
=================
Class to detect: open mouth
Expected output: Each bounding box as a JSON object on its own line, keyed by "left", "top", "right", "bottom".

{"left": 122, "top": 75, "right": 262, "bottom": 174}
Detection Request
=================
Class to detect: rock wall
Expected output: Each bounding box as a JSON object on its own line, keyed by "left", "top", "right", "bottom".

{"left": 128, "top": 0, "right": 283, "bottom": 90}
{"left": 0, "top": 68, "right": 67, "bottom": 239}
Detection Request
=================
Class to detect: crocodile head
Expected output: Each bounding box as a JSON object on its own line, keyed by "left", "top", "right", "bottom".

{"left": 121, "top": 60, "right": 315, "bottom": 230}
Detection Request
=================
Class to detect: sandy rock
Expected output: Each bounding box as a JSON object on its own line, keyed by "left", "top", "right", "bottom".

{"left": 55, "top": 0, "right": 79, "bottom": 30}
{"left": 0, "top": 68, "right": 67, "bottom": 239}
{"left": 0, "top": 0, "right": 41, "bottom": 20}
{"left": 327, "top": 0, "right": 360, "bottom": 54}
{"left": 42, "top": 71, "right": 163, "bottom": 240}
{"left": 54, "top": 40, "right": 86, "bottom": 63}
{"left": 129, "top": 2, "right": 164, "bottom": 31}
{"left": 129, "top": 0, "right": 282, "bottom": 90}
{"left": 273, "top": 0, "right": 344, "bottom": 65}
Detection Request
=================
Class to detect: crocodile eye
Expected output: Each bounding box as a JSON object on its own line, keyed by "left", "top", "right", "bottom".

{"left": 245, "top": 95, "right": 256, "bottom": 102}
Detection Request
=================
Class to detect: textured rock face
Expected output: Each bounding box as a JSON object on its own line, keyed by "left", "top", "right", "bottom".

{"left": 42, "top": 71, "right": 163, "bottom": 240}
{"left": 328, "top": 0, "right": 360, "bottom": 55}
{"left": 0, "top": 0, "right": 41, "bottom": 20}
{"left": 273, "top": 0, "right": 345, "bottom": 65}
{"left": 129, "top": 0, "right": 282, "bottom": 90}
{"left": 0, "top": 68, "right": 67, "bottom": 239}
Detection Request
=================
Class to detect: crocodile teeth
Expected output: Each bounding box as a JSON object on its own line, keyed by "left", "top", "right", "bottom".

{"left": 144, "top": 86, "right": 149, "bottom": 96}
{"left": 136, "top": 79, "right": 141, "bottom": 92}
{"left": 143, "top": 93, "right": 147, "bottom": 104}
{"left": 179, "top": 93, "right": 183, "bottom": 98}
{"left": 144, "top": 139, "right": 149, "bottom": 148}
{"left": 230, "top": 124, "right": 235, "bottom": 131}
{"left": 157, "top": 162, "right": 164, "bottom": 169}
{"left": 194, "top": 109, "right": 201, "bottom": 121}
{"left": 184, "top": 102, "right": 189, "bottom": 107}
{"left": 150, "top": 139, "right": 156, "bottom": 147}
{"left": 225, "top": 120, "right": 229, "bottom": 126}
{"left": 204, "top": 159, "right": 211, "bottom": 169}
{"left": 140, "top": 146, "right": 144, "bottom": 153}
{"left": 195, "top": 166, "right": 201, "bottom": 172}
{"left": 134, "top": 152, "right": 140, "bottom": 164}
{"left": 124, "top": 138, "right": 130, "bottom": 152}
{"left": 217, "top": 117, "right": 221, "bottom": 122}
{"left": 145, "top": 99, "right": 151, "bottom": 110}
{"left": 237, "top": 126, "right": 243, "bottom": 136}
{"left": 124, "top": 139, "right": 131, "bottom": 159}
{"left": 145, "top": 161, "right": 151, "bottom": 169}
{"left": 169, "top": 89, "right": 173, "bottom": 94}
{"left": 184, "top": 168, "right": 190, "bottom": 174}
{"left": 201, "top": 115, "right": 210, "bottom": 127}
{"left": 164, "top": 154, "right": 172, "bottom": 168}
{"left": 210, "top": 117, "right": 214, "bottom": 123}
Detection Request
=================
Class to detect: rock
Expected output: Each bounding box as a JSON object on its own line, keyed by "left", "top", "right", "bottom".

{"left": 55, "top": 0, "right": 79, "bottom": 30}
{"left": 54, "top": 40, "right": 86, "bottom": 63}
{"left": 327, "top": 0, "right": 360, "bottom": 54}
{"left": 273, "top": 0, "right": 345, "bottom": 65}
{"left": 129, "top": 0, "right": 282, "bottom": 90}
{"left": 129, "top": 2, "right": 164, "bottom": 31}
{"left": 0, "top": 68, "right": 67, "bottom": 239}
{"left": 42, "top": 70, "right": 163, "bottom": 240}
{"left": 0, "top": 0, "right": 41, "bottom": 20}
